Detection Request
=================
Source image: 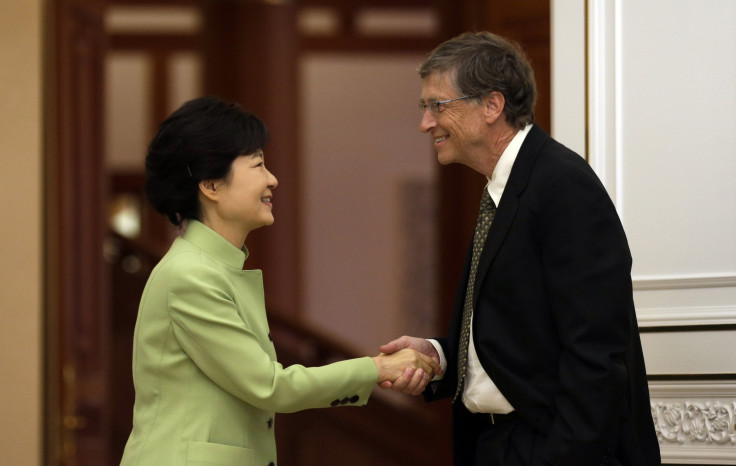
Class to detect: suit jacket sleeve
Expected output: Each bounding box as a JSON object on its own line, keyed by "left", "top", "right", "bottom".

{"left": 539, "top": 161, "right": 632, "bottom": 464}
{"left": 424, "top": 337, "right": 456, "bottom": 400}
{"left": 166, "top": 260, "right": 378, "bottom": 414}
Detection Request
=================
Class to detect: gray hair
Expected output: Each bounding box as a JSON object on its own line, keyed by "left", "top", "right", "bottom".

{"left": 419, "top": 31, "right": 536, "bottom": 129}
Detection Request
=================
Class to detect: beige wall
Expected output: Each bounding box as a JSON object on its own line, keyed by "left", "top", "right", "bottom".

{"left": 0, "top": 1, "right": 43, "bottom": 464}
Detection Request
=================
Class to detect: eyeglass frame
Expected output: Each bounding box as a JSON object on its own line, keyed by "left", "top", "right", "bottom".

{"left": 418, "top": 94, "right": 482, "bottom": 115}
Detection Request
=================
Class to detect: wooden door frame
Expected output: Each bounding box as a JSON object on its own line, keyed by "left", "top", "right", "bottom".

{"left": 44, "top": 0, "right": 111, "bottom": 464}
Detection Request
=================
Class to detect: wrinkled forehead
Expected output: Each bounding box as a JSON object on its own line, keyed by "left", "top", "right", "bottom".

{"left": 421, "top": 69, "right": 458, "bottom": 99}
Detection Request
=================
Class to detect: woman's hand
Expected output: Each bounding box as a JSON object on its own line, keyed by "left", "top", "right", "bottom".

{"left": 377, "top": 336, "right": 442, "bottom": 394}
{"left": 372, "top": 348, "right": 440, "bottom": 395}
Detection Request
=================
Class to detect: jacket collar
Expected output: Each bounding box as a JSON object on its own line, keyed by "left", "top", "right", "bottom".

{"left": 183, "top": 220, "right": 249, "bottom": 270}
{"left": 473, "top": 124, "right": 550, "bottom": 304}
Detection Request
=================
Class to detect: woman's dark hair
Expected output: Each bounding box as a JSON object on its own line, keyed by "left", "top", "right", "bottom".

{"left": 145, "top": 95, "right": 269, "bottom": 226}
{"left": 419, "top": 31, "right": 536, "bottom": 130}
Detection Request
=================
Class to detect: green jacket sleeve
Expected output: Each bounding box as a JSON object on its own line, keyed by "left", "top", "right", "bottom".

{"left": 167, "top": 259, "right": 378, "bottom": 413}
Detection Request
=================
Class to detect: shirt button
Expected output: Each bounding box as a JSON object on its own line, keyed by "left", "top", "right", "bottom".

{"left": 266, "top": 418, "right": 273, "bottom": 429}
{"left": 350, "top": 395, "right": 359, "bottom": 404}
{"left": 330, "top": 399, "right": 340, "bottom": 407}
{"left": 340, "top": 397, "right": 349, "bottom": 405}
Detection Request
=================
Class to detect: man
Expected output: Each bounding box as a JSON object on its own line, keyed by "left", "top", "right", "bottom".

{"left": 380, "top": 32, "right": 660, "bottom": 465}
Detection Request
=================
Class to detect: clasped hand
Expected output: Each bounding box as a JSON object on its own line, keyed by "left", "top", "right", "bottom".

{"left": 372, "top": 336, "right": 441, "bottom": 396}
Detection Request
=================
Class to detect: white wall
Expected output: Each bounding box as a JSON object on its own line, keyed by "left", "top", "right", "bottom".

{"left": 552, "top": 0, "right": 736, "bottom": 463}
{"left": 0, "top": 1, "right": 43, "bottom": 464}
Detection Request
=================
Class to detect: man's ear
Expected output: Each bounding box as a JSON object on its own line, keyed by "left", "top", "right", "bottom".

{"left": 199, "top": 180, "right": 218, "bottom": 201}
{"left": 484, "top": 91, "right": 506, "bottom": 124}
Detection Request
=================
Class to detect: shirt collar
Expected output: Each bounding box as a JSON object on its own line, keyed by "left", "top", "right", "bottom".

{"left": 486, "top": 124, "right": 533, "bottom": 206}
{"left": 183, "top": 219, "right": 249, "bottom": 269}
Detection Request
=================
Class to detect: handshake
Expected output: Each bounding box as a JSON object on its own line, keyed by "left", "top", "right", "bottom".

{"left": 371, "top": 336, "right": 441, "bottom": 396}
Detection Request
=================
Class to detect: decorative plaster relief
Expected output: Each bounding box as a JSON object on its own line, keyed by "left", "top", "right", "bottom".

{"left": 649, "top": 380, "right": 736, "bottom": 464}
{"left": 652, "top": 401, "right": 736, "bottom": 445}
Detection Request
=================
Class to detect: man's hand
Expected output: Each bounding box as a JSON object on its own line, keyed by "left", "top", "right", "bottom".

{"left": 372, "top": 348, "right": 440, "bottom": 393}
{"left": 378, "top": 336, "right": 441, "bottom": 395}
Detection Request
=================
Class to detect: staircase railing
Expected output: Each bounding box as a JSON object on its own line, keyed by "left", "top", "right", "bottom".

{"left": 268, "top": 311, "right": 452, "bottom": 465}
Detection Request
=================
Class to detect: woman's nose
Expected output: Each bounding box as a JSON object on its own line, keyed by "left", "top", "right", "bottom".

{"left": 267, "top": 169, "right": 278, "bottom": 188}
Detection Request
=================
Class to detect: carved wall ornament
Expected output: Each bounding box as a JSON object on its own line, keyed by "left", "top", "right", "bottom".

{"left": 652, "top": 401, "right": 736, "bottom": 445}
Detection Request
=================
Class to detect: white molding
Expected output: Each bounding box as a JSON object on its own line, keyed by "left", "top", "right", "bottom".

{"left": 660, "top": 446, "right": 736, "bottom": 465}
{"left": 638, "top": 305, "right": 736, "bottom": 328}
{"left": 613, "top": 0, "right": 624, "bottom": 215}
{"left": 650, "top": 380, "right": 736, "bottom": 464}
{"left": 550, "top": 0, "right": 586, "bottom": 156}
{"left": 587, "top": 0, "right": 620, "bottom": 213}
{"left": 635, "top": 274, "right": 736, "bottom": 327}
{"left": 649, "top": 380, "right": 736, "bottom": 399}
{"left": 633, "top": 274, "right": 736, "bottom": 291}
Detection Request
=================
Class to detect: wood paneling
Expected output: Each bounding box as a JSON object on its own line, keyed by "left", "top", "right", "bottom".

{"left": 485, "top": 0, "right": 551, "bottom": 133}
{"left": 301, "top": 36, "right": 439, "bottom": 53}
{"left": 435, "top": 0, "right": 551, "bottom": 328}
{"left": 45, "top": 0, "right": 111, "bottom": 464}
{"left": 270, "top": 313, "right": 453, "bottom": 466}
{"left": 202, "top": 2, "right": 302, "bottom": 318}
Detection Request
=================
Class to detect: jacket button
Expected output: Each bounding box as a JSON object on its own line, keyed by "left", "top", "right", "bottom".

{"left": 267, "top": 418, "right": 273, "bottom": 429}
{"left": 350, "top": 395, "right": 359, "bottom": 403}
{"left": 268, "top": 462, "right": 275, "bottom": 466}
{"left": 330, "top": 399, "right": 340, "bottom": 407}
{"left": 340, "top": 397, "right": 349, "bottom": 405}
{"left": 268, "top": 332, "right": 272, "bottom": 341}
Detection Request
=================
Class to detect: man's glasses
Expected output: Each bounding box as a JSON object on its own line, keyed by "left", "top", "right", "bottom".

{"left": 418, "top": 94, "right": 481, "bottom": 115}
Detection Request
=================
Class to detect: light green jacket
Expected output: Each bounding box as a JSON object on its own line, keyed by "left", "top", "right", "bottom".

{"left": 120, "top": 220, "right": 378, "bottom": 466}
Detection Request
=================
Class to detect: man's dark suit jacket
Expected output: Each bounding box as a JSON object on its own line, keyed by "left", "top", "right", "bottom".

{"left": 425, "top": 125, "right": 660, "bottom": 466}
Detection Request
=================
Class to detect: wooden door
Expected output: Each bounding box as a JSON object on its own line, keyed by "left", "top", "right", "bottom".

{"left": 43, "top": 1, "right": 551, "bottom": 464}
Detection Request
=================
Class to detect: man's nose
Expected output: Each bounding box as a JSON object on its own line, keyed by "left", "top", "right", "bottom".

{"left": 419, "top": 109, "right": 435, "bottom": 133}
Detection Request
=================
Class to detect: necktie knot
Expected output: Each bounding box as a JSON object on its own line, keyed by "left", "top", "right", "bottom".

{"left": 480, "top": 189, "right": 495, "bottom": 214}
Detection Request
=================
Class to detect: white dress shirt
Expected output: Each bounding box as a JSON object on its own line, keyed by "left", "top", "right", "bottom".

{"left": 429, "top": 124, "right": 532, "bottom": 414}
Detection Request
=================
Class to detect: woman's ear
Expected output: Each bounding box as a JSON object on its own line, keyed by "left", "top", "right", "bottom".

{"left": 199, "top": 180, "right": 218, "bottom": 201}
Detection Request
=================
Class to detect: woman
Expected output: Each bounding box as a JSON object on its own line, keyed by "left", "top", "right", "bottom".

{"left": 120, "top": 96, "right": 438, "bottom": 466}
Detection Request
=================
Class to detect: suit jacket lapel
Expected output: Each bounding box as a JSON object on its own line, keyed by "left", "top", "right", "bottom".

{"left": 472, "top": 124, "right": 549, "bottom": 305}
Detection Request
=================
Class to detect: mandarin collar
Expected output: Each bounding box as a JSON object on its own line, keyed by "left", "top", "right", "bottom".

{"left": 183, "top": 220, "right": 248, "bottom": 269}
